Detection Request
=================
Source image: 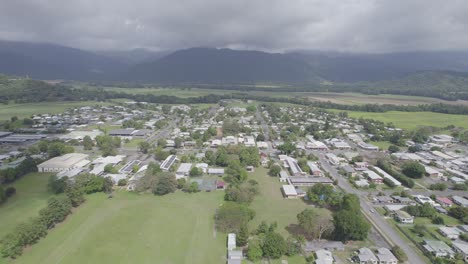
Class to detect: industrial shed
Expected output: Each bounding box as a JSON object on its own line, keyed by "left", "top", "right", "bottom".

{"left": 37, "top": 153, "right": 90, "bottom": 173}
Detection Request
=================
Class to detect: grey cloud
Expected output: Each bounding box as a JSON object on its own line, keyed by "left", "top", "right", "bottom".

{"left": 0, "top": 0, "right": 467, "bottom": 52}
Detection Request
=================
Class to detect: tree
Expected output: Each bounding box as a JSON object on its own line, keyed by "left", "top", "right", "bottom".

{"left": 278, "top": 141, "right": 295, "bottom": 155}
{"left": 0, "top": 186, "right": 6, "bottom": 204}
{"left": 237, "top": 223, "right": 249, "bottom": 247}
{"left": 388, "top": 145, "right": 400, "bottom": 153}
{"left": 306, "top": 183, "right": 335, "bottom": 206}
{"left": 186, "top": 182, "right": 199, "bottom": 193}
{"left": 47, "top": 141, "right": 74, "bottom": 157}
{"left": 341, "top": 194, "right": 360, "bottom": 212}
{"left": 104, "top": 164, "right": 117, "bottom": 174}
{"left": 157, "top": 138, "right": 167, "bottom": 147}
{"left": 256, "top": 134, "right": 265, "bottom": 141}
{"left": 177, "top": 178, "right": 186, "bottom": 189}
{"left": 118, "top": 179, "right": 127, "bottom": 186}
{"left": 74, "top": 173, "right": 105, "bottom": 194}
{"left": 138, "top": 141, "right": 151, "bottom": 154}
{"left": 391, "top": 246, "right": 408, "bottom": 262}
{"left": 332, "top": 210, "right": 370, "bottom": 242}
{"left": 449, "top": 206, "right": 468, "bottom": 223}
{"left": 247, "top": 240, "right": 263, "bottom": 261}
{"left": 83, "top": 136, "right": 94, "bottom": 150}
{"left": 48, "top": 175, "right": 68, "bottom": 194}
{"left": 297, "top": 209, "right": 316, "bottom": 237}
{"left": 153, "top": 174, "right": 177, "bottom": 195}
{"left": 174, "top": 137, "right": 183, "bottom": 148}
{"left": 5, "top": 187, "right": 16, "bottom": 198}
{"left": 216, "top": 202, "right": 255, "bottom": 233}
{"left": 262, "top": 231, "right": 287, "bottom": 259}
{"left": 189, "top": 167, "right": 202, "bottom": 177}
{"left": 429, "top": 183, "right": 447, "bottom": 191}
{"left": 402, "top": 161, "right": 425, "bottom": 179}
{"left": 65, "top": 186, "right": 85, "bottom": 207}
{"left": 297, "top": 209, "right": 333, "bottom": 240}
{"left": 268, "top": 165, "right": 281, "bottom": 176}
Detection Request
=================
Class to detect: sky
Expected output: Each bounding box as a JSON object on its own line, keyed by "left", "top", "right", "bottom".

{"left": 1, "top": 0, "right": 468, "bottom": 52}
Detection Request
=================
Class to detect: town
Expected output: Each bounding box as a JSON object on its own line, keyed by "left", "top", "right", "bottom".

{"left": 0, "top": 99, "right": 467, "bottom": 264}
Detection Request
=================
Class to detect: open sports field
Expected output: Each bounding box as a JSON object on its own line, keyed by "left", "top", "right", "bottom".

{"left": 0, "top": 101, "right": 111, "bottom": 121}
{"left": 10, "top": 191, "right": 225, "bottom": 264}
{"left": 334, "top": 110, "right": 468, "bottom": 130}
{"left": 0, "top": 173, "right": 52, "bottom": 239}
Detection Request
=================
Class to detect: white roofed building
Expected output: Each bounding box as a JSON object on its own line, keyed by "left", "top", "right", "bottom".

{"left": 37, "top": 153, "right": 90, "bottom": 173}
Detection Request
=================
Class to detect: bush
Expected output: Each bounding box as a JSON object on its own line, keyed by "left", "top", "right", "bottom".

{"left": 401, "top": 161, "right": 425, "bottom": 179}
{"left": 247, "top": 241, "right": 263, "bottom": 261}
{"left": 216, "top": 202, "right": 255, "bottom": 233}
{"left": 391, "top": 246, "right": 408, "bottom": 262}
{"left": 117, "top": 179, "right": 127, "bottom": 186}
{"left": 262, "top": 231, "right": 287, "bottom": 259}
{"left": 429, "top": 183, "right": 447, "bottom": 191}
{"left": 5, "top": 187, "right": 16, "bottom": 198}
{"left": 432, "top": 216, "right": 445, "bottom": 225}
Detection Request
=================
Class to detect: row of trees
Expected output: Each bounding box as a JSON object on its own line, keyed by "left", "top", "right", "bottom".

{"left": 0, "top": 173, "right": 108, "bottom": 258}
{"left": 0, "top": 157, "right": 37, "bottom": 184}
{"left": 0, "top": 186, "right": 16, "bottom": 204}
{"left": 377, "top": 159, "right": 415, "bottom": 188}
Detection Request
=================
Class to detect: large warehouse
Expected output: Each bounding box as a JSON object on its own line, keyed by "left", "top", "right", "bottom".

{"left": 37, "top": 153, "right": 90, "bottom": 173}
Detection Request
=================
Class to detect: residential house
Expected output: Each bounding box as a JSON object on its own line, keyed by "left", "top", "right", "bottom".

{"left": 357, "top": 248, "right": 378, "bottom": 264}
{"left": 423, "top": 240, "right": 455, "bottom": 258}
{"left": 394, "top": 210, "right": 414, "bottom": 224}
{"left": 376, "top": 248, "right": 398, "bottom": 264}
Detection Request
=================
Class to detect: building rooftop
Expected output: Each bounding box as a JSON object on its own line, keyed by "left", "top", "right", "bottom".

{"left": 38, "top": 153, "right": 89, "bottom": 169}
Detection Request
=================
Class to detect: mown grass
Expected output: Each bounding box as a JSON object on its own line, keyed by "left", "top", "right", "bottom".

{"left": 248, "top": 168, "right": 331, "bottom": 237}
{"left": 333, "top": 110, "right": 468, "bottom": 130}
{"left": 0, "top": 173, "right": 53, "bottom": 238}
{"left": 8, "top": 191, "right": 226, "bottom": 264}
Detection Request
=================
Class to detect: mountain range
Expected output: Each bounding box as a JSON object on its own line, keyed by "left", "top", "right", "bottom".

{"left": 1, "top": 40, "right": 468, "bottom": 84}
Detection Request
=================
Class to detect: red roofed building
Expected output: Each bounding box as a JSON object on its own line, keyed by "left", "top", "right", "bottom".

{"left": 436, "top": 197, "right": 454, "bottom": 207}
{"left": 216, "top": 180, "right": 225, "bottom": 190}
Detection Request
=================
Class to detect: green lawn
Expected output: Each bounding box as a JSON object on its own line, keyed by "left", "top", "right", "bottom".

{"left": 333, "top": 110, "right": 468, "bottom": 130}
{"left": 0, "top": 173, "right": 52, "bottom": 238}
{"left": 10, "top": 191, "right": 226, "bottom": 264}
{"left": 248, "top": 168, "right": 331, "bottom": 237}
{"left": 0, "top": 101, "right": 111, "bottom": 121}
{"left": 123, "top": 138, "right": 145, "bottom": 148}
{"left": 370, "top": 141, "right": 392, "bottom": 150}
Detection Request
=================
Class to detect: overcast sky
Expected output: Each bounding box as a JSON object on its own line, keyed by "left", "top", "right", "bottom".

{"left": 1, "top": 0, "right": 468, "bottom": 52}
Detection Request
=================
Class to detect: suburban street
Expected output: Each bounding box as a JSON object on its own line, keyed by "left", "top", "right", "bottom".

{"left": 316, "top": 152, "right": 427, "bottom": 264}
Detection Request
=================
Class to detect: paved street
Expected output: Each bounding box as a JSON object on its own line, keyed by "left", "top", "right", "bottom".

{"left": 316, "top": 152, "right": 427, "bottom": 264}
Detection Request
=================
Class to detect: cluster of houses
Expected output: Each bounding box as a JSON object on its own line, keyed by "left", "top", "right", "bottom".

{"left": 279, "top": 155, "right": 334, "bottom": 198}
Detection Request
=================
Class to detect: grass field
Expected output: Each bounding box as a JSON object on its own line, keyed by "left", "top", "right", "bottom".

{"left": 0, "top": 101, "right": 111, "bottom": 121}
{"left": 248, "top": 168, "right": 331, "bottom": 236}
{"left": 332, "top": 110, "right": 468, "bottom": 130}
{"left": 307, "top": 92, "right": 468, "bottom": 106}
{"left": 0, "top": 173, "right": 52, "bottom": 239}
{"left": 7, "top": 191, "right": 225, "bottom": 264}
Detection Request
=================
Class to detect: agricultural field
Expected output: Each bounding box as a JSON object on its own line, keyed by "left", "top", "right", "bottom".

{"left": 5, "top": 191, "right": 226, "bottom": 264}
{"left": 306, "top": 92, "right": 468, "bottom": 106}
{"left": 331, "top": 110, "right": 468, "bottom": 130}
{"left": 0, "top": 101, "right": 111, "bottom": 121}
{"left": 0, "top": 173, "right": 53, "bottom": 239}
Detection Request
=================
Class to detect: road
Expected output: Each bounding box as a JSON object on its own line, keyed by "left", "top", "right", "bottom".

{"left": 146, "top": 117, "right": 178, "bottom": 145}
{"left": 316, "top": 152, "right": 427, "bottom": 264}
{"left": 256, "top": 107, "right": 270, "bottom": 141}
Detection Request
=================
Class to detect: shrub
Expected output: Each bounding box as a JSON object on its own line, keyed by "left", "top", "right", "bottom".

{"left": 5, "top": 187, "right": 16, "bottom": 198}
